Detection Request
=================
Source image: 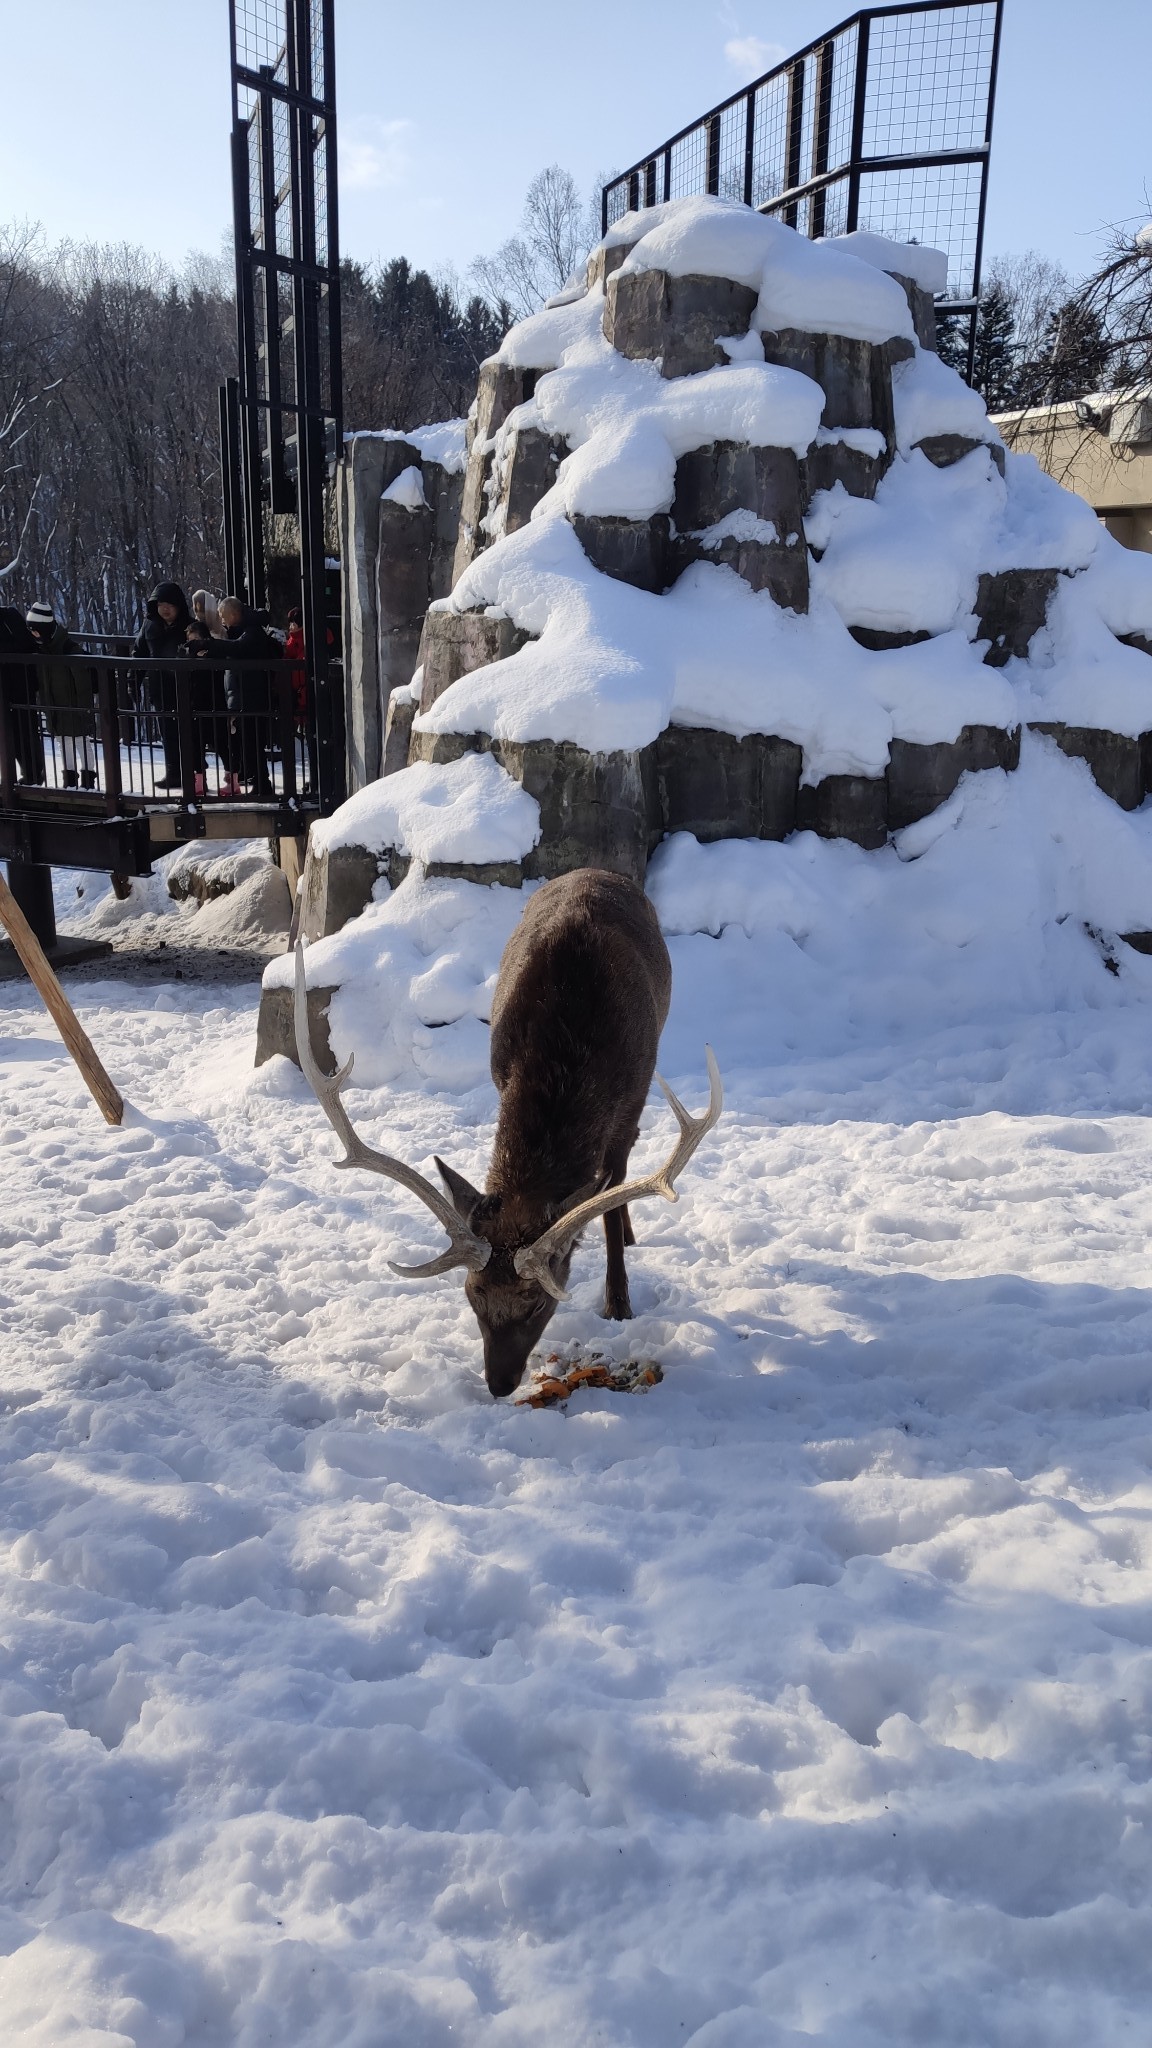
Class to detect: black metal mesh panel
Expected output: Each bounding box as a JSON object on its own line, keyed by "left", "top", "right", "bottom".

{"left": 863, "top": 4, "right": 998, "bottom": 157}
{"left": 717, "top": 101, "right": 746, "bottom": 203}
{"left": 854, "top": 159, "right": 984, "bottom": 296}
{"left": 233, "top": 0, "right": 286, "bottom": 76}
{"left": 749, "top": 72, "right": 790, "bottom": 208}
{"left": 825, "top": 22, "right": 859, "bottom": 170}
{"left": 669, "top": 128, "right": 708, "bottom": 201}
{"left": 602, "top": 2, "right": 1001, "bottom": 328}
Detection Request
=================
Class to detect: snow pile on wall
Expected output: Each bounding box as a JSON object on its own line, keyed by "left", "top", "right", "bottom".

{"left": 278, "top": 736, "right": 1152, "bottom": 1094}
{"left": 409, "top": 195, "right": 1152, "bottom": 766}
{"left": 311, "top": 754, "right": 540, "bottom": 867}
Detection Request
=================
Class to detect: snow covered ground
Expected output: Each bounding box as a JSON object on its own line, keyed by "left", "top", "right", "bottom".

{"left": 3, "top": 766, "right": 1152, "bottom": 2044}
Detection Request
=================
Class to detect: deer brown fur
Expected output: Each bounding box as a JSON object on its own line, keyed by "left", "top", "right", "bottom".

{"left": 437, "top": 867, "right": 673, "bottom": 1396}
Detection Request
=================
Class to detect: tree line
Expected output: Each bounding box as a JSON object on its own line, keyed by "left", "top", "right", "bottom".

{"left": 0, "top": 226, "right": 507, "bottom": 633}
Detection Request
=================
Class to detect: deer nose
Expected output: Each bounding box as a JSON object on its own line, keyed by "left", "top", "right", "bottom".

{"left": 482, "top": 1329, "right": 533, "bottom": 1400}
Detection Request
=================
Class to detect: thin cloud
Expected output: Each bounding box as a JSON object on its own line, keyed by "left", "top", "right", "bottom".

{"left": 724, "top": 35, "right": 786, "bottom": 79}
{"left": 341, "top": 119, "right": 413, "bottom": 192}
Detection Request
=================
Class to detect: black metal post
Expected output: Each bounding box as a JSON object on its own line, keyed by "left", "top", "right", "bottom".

{"left": 845, "top": 13, "right": 871, "bottom": 232}
{"left": 743, "top": 88, "right": 756, "bottom": 206}
{"left": 784, "top": 60, "right": 806, "bottom": 227}
{"left": 811, "top": 40, "right": 835, "bottom": 237}
{"left": 706, "top": 114, "right": 721, "bottom": 195}
{"left": 966, "top": 0, "right": 1005, "bottom": 384}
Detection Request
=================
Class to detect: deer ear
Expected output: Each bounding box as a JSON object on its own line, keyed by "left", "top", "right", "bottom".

{"left": 435, "top": 1156, "right": 485, "bottom": 1222}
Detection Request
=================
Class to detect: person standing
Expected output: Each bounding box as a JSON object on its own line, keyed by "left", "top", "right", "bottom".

{"left": 132, "top": 581, "right": 192, "bottom": 790}
{"left": 0, "top": 606, "right": 46, "bottom": 784}
{"left": 25, "top": 601, "right": 95, "bottom": 789}
{"left": 218, "top": 596, "right": 282, "bottom": 797}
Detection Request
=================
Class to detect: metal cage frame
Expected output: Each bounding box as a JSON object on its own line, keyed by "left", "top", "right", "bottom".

{"left": 223, "top": 0, "right": 344, "bottom": 811}
{"left": 602, "top": 0, "right": 1004, "bottom": 380}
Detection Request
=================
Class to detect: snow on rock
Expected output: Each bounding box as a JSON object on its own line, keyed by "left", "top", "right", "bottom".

{"left": 616, "top": 195, "right": 916, "bottom": 344}
{"left": 528, "top": 351, "right": 824, "bottom": 518}
{"left": 381, "top": 463, "right": 428, "bottom": 510}
{"left": 422, "top": 519, "right": 1013, "bottom": 777}
{"left": 823, "top": 228, "right": 949, "bottom": 295}
{"left": 265, "top": 871, "right": 531, "bottom": 1090}
{"left": 310, "top": 752, "right": 541, "bottom": 866}
{"left": 1009, "top": 574, "right": 1152, "bottom": 737}
{"left": 651, "top": 734, "right": 1152, "bottom": 993}
{"left": 1075, "top": 524, "right": 1152, "bottom": 638}
{"left": 355, "top": 418, "right": 469, "bottom": 474}
{"left": 891, "top": 346, "right": 1002, "bottom": 452}
{"left": 495, "top": 284, "right": 607, "bottom": 370}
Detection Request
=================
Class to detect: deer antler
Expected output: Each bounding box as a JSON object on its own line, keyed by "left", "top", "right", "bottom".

{"left": 513, "top": 1048, "right": 723, "bottom": 1301}
{"left": 293, "top": 942, "right": 491, "bottom": 1278}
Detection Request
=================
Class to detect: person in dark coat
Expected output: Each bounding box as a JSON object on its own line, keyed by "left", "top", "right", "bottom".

{"left": 218, "top": 595, "right": 281, "bottom": 797}
{"left": 26, "top": 601, "right": 96, "bottom": 788}
{"left": 0, "top": 606, "right": 46, "bottom": 784}
{"left": 132, "top": 581, "right": 191, "bottom": 789}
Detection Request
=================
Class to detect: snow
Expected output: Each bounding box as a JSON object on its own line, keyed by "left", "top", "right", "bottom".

{"left": 309, "top": 755, "right": 541, "bottom": 868}
{"left": 381, "top": 465, "right": 428, "bottom": 511}
{"left": 823, "top": 229, "right": 949, "bottom": 296}
{"left": 1078, "top": 526, "right": 1152, "bottom": 639}
{"left": 350, "top": 421, "right": 469, "bottom": 476}
{"left": 6, "top": 737, "right": 1152, "bottom": 2041}
{"left": 526, "top": 350, "right": 824, "bottom": 520}
{"left": 419, "top": 493, "right": 1017, "bottom": 766}
{"left": 615, "top": 197, "right": 916, "bottom": 345}
{"left": 891, "top": 346, "right": 1002, "bottom": 453}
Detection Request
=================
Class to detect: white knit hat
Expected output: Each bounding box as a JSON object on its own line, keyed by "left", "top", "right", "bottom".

{"left": 25, "top": 601, "right": 55, "bottom": 626}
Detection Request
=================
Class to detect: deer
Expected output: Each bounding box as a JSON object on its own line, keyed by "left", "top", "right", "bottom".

{"left": 293, "top": 867, "right": 722, "bottom": 1398}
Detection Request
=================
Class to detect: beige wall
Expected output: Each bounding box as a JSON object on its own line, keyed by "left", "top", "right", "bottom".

{"left": 990, "top": 399, "right": 1152, "bottom": 554}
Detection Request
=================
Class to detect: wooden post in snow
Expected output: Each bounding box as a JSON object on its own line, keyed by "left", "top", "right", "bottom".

{"left": 0, "top": 871, "right": 124, "bottom": 1126}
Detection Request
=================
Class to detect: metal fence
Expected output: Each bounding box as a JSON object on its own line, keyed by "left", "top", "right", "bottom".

{"left": 602, "top": 0, "right": 1003, "bottom": 376}
{"left": 0, "top": 649, "right": 317, "bottom": 870}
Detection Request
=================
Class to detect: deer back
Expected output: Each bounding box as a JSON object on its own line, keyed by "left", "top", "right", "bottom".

{"left": 486, "top": 869, "right": 672, "bottom": 1211}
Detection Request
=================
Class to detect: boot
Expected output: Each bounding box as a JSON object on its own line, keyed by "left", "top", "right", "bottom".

{"left": 80, "top": 770, "right": 97, "bottom": 790}
{"left": 62, "top": 769, "right": 79, "bottom": 789}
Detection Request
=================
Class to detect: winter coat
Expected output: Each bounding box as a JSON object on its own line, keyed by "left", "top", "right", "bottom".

{"left": 132, "top": 581, "right": 192, "bottom": 661}
{"left": 283, "top": 622, "right": 308, "bottom": 720}
{"left": 0, "top": 607, "right": 36, "bottom": 701}
{"left": 30, "top": 621, "right": 91, "bottom": 738}
{"left": 222, "top": 606, "right": 283, "bottom": 714}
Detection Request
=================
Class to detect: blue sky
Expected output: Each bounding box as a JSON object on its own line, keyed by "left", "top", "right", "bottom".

{"left": 1, "top": 0, "right": 1146, "bottom": 286}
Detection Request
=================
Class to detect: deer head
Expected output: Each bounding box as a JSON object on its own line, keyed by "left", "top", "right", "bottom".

{"left": 293, "top": 944, "right": 721, "bottom": 1397}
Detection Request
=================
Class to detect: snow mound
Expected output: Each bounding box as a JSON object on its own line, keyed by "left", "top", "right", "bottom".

{"left": 310, "top": 753, "right": 541, "bottom": 866}
{"left": 266, "top": 873, "right": 532, "bottom": 1090}
{"left": 616, "top": 195, "right": 916, "bottom": 344}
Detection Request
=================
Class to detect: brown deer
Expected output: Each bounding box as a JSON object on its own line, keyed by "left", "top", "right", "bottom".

{"left": 294, "top": 868, "right": 722, "bottom": 1398}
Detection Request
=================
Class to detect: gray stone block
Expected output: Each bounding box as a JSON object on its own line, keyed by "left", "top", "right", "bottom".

{"left": 975, "top": 569, "right": 1060, "bottom": 665}
{"left": 299, "top": 840, "right": 385, "bottom": 942}
{"left": 761, "top": 329, "right": 874, "bottom": 430}
{"left": 605, "top": 268, "right": 759, "bottom": 378}
{"left": 655, "top": 726, "right": 802, "bottom": 841}
{"left": 417, "top": 609, "right": 531, "bottom": 713}
{"left": 849, "top": 626, "right": 933, "bottom": 651}
{"left": 497, "top": 425, "right": 567, "bottom": 534}
{"left": 570, "top": 513, "right": 670, "bottom": 591}
{"left": 410, "top": 728, "right": 657, "bottom": 884}
{"left": 916, "top": 434, "right": 1005, "bottom": 476}
{"left": 255, "top": 980, "right": 337, "bottom": 1073}
{"left": 795, "top": 774, "right": 888, "bottom": 849}
{"left": 377, "top": 497, "right": 432, "bottom": 717}
{"left": 890, "top": 275, "right": 937, "bottom": 352}
{"left": 425, "top": 461, "right": 465, "bottom": 600}
{"left": 672, "top": 441, "right": 804, "bottom": 536}
{"left": 672, "top": 533, "right": 809, "bottom": 612}
{"left": 804, "top": 439, "right": 887, "bottom": 502}
{"left": 1027, "top": 723, "right": 1148, "bottom": 810}
{"left": 452, "top": 362, "right": 539, "bottom": 584}
{"left": 382, "top": 688, "right": 416, "bottom": 775}
{"left": 887, "top": 725, "right": 1021, "bottom": 830}
{"left": 587, "top": 241, "right": 637, "bottom": 288}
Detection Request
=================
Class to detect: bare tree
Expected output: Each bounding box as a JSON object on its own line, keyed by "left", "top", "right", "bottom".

{"left": 472, "top": 166, "right": 594, "bottom": 321}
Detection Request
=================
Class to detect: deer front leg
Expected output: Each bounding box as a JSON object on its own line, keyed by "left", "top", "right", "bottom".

{"left": 602, "top": 1204, "right": 633, "bottom": 1320}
